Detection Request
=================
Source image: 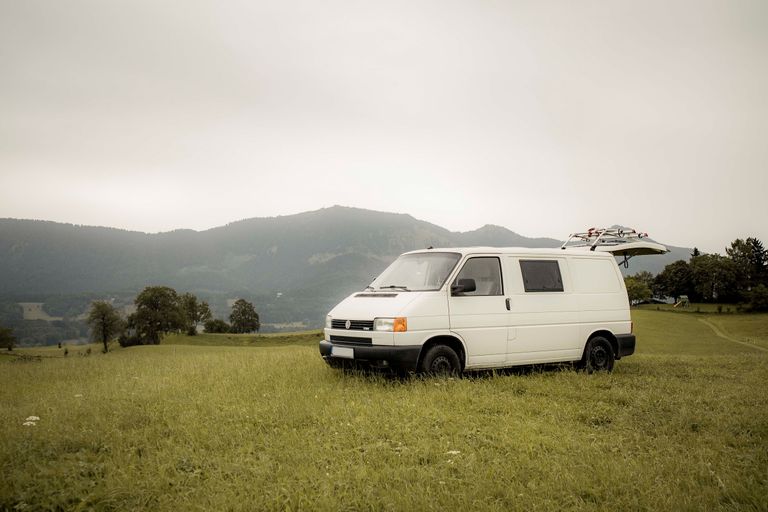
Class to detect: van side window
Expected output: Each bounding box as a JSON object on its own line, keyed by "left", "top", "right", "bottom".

{"left": 520, "top": 260, "right": 564, "bottom": 292}
{"left": 453, "top": 257, "right": 503, "bottom": 296}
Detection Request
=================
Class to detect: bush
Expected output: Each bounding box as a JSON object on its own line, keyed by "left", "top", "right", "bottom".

{"left": 0, "top": 326, "right": 15, "bottom": 351}
{"left": 204, "top": 319, "right": 230, "bottom": 334}
{"left": 118, "top": 333, "right": 142, "bottom": 347}
{"left": 746, "top": 284, "right": 768, "bottom": 312}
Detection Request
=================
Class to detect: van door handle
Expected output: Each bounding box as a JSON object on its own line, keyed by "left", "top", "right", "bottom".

{"left": 505, "top": 298, "right": 511, "bottom": 311}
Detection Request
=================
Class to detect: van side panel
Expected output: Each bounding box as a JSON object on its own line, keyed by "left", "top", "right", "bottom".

{"left": 503, "top": 256, "right": 582, "bottom": 364}
{"left": 569, "top": 257, "right": 632, "bottom": 342}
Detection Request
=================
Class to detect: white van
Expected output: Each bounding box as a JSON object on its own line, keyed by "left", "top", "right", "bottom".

{"left": 319, "top": 231, "right": 667, "bottom": 374}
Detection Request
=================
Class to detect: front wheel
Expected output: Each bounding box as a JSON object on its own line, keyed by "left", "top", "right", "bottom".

{"left": 420, "top": 345, "right": 461, "bottom": 376}
{"left": 582, "top": 336, "right": 615, "bottom": 373}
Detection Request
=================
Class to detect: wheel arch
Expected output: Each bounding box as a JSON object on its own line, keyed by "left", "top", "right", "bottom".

{"left": 417, "top": 335, "right": 467, "bottom": 372}
{"left": 584, "top": 329, "right": 619, "bottom": 359}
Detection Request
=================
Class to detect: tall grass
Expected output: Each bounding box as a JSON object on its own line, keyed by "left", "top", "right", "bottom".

{"left": 1, "top": 313, "right": 766, "bottom": 511}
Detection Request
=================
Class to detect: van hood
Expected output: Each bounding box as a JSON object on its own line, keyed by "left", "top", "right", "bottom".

{"left": 328, "top": 291, "right": 423, "bottom": 320}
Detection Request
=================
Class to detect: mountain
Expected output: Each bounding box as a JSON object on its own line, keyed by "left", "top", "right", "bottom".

{"left": 0, "top": 206, "right": 691, "bottom": 328}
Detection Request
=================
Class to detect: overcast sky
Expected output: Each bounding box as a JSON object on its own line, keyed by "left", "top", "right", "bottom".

{"left": 1, "top": 0, "right": 766, "bottom": 254}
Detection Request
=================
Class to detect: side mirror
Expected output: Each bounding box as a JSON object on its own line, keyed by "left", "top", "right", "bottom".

{"left": 451, "top": 278, "right": 476, "bottom": 295}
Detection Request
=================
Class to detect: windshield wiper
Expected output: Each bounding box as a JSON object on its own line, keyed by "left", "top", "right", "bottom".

{"left": 364, "top": 285, "right": 375, "bottom": 291}
{"left": 379, "top": 285, "right": 410, "bottom": 291}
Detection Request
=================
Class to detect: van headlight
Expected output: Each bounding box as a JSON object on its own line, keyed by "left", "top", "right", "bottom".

{"left": 325, "top": 315, "right": 332, "bottom": 329}
{"left": 374, "top": 317, "right": 407, "bottom": 332}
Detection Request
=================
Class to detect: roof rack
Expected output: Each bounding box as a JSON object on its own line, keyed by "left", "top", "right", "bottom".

{"left": 561, "top": 227, "right": 648, "bottom": 250}
{"left": 561, "top": 227, "right": 668, "bottom": 268}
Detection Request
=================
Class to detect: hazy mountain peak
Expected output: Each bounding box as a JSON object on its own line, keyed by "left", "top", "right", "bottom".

{"left": 468, "top": 224, "right": 518, "bottom": 234}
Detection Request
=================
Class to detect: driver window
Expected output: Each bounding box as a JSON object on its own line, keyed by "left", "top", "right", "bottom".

{"left": 453, "top": 257, "right": 503, "bottom": 296}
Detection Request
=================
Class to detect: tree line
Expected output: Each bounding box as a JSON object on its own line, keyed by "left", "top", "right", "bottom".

{"left": 624, "top": 237, "right": 768, "bottom": 311}
{"left": 86, "top": 286, "right": 261, "bottom": 352}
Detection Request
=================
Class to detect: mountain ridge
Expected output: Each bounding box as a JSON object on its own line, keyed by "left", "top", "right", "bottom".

{"left": 0, "top": 206, "right": 691, "bottom": 327}
{"left": 1, "top": 206, "right": 545, "bottom": 238}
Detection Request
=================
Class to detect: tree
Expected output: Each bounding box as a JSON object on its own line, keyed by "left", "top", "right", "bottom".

{"left": 690, "top": 254, "right": 739, "bottom": 302}
{"left": 131, "top": 286, "right": 185, "bottom": 344}
{"left": 654, "top": 260, "right": 693, "bottom": 302}
{"left": 204, "top": 318, "right": 230, "bottom": 333}
{"left": 726, "top": 237, "right": 768, "bottom": 293}
{"left": 86, "top": 301, "right": 124, "bottom": 353}
{"left": 0, "top": 327, "right": 16, "bottom": 351}
{"left": 632, "top": 271, "right": 655, "bottom": 294}
{"left": 229, "top": 299, "right": 260, "bottom": 333}
{"left": 746, "top": 284, "right": 768, "bottom": 312}
{"left": 750, "top": 238, "right": 768, "bottom": 286}
{"left": 691, "top": 247, "right": 701, "bottom": 258}
{"left": 180, "top": 293, "right": 212, "bottom": 336}
{"left": 624, "top": 276, "right": 652, "bottom": 305}
{"left": 752, "top": 238, "right": 768, "bottom": 285}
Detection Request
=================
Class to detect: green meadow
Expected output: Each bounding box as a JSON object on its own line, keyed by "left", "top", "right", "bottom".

{"left": 1, "top": 310, "right": 767, "bottom": 511}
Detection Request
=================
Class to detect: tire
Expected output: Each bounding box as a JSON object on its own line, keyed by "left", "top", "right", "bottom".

{"left": 582, "top": 336, "right": 615, "bottom": 373}
{"left": 420, "top": 345, "right": 461, "bottom": 376}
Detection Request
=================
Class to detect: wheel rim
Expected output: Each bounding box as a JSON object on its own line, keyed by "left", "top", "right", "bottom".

{"left": 590, "top": 345, "right": 608, "bottom": 369}
{"left": 431, "top": 355, "right": 453, "bottom": 374}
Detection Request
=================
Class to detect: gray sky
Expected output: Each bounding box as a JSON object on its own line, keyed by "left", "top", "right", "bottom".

{"left": 1, "top": 0, "right": 766, "bottom": 254}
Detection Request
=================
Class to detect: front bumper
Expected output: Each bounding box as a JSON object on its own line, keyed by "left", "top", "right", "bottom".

{"left": 616, "top": 334, "right": 636, "bottom": 358}
{"left": 319, "top": 340, "right": 421, "bottom": 372}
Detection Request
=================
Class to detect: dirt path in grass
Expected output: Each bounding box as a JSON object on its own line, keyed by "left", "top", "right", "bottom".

{"left": 698, "top": 318, "right": 768, "bottom": 353}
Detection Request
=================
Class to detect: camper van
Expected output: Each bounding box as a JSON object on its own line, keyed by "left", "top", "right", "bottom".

{"left": 319, "top": 229, "right": 667, "bottom": 374}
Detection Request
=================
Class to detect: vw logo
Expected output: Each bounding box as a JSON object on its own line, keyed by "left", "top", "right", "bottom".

{"left": 345, "top": 320, "right": 351, "bottom": 330}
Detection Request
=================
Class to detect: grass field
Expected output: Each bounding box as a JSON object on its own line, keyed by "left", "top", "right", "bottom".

{"left": 1, "top": 312, "right": 767, "bottom": 511}
{"left": 705, "top": 315, "right": 768, "bottom": 351}
{"left": 163, "top": 330, "right": 323, "bottom": 348}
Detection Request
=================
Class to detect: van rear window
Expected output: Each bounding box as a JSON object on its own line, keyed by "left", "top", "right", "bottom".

{"left": 520, "top": 260, "right": 564, "bottom": 292}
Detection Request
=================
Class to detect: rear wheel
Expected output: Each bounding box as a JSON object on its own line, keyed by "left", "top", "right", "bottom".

{"left": 420, "top": 345, "right": 461, "bottom": 376}
{"left": 582, "top": 336, "right": 615, "bottom": 373}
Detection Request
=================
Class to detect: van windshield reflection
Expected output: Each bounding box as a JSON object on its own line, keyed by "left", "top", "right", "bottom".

{"left": 370, "top": 252, "right": 461, "bottom": 292}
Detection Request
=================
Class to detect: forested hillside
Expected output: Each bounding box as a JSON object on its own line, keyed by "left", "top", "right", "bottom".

{"left": 0, "top": 206, "right": 690, "bottom": 330}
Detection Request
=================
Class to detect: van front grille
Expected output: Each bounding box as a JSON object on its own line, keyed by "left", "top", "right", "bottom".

{"left": 331, "top": 319, "right": 374, "bottom": 331}
{"left": 330, "top": 335, "right": 372, "bottom": 344}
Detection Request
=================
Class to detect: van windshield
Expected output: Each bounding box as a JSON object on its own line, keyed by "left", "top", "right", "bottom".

{"left": 370, "top": 252, "right": 461, "bottom": 292}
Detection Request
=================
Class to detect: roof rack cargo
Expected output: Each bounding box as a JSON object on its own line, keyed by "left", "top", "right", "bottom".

{"left": 561, "top": 227, "right": 668, "bottom": 268}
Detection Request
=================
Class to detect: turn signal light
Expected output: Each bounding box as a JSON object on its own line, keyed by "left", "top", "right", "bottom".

{"left": 394, "top": 317, "right": 408, "bottom": 332}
